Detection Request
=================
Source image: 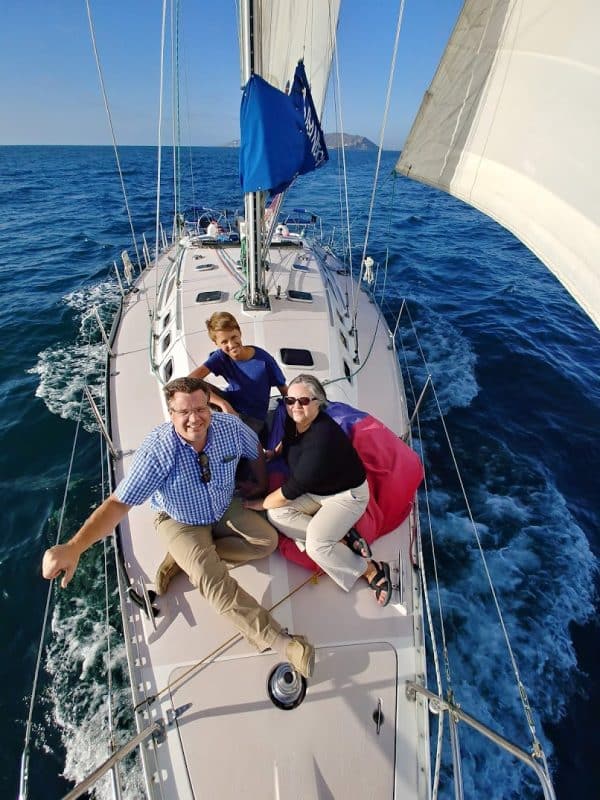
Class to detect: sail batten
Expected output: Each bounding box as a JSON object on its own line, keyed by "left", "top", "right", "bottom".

{"left": 396, "top": 0, "right": 600, "bottom": 328}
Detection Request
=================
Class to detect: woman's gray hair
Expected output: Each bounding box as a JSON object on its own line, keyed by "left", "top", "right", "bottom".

{"left": 289, "top": 374, "right": 328, "bottom": 408}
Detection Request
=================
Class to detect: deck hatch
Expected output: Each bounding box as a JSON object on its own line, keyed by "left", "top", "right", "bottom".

{"left": 169, "top": 643, "right": 398, "bottom": 799}
{"left": 196, "top": 290, "right": 225, "bottom": 303}
{"left": 280, "top": 348, "right": 314, "bottom": 367}
{"left": 195, "top": 263, "right": 217, "bottom": 271}
{"left": 287, "top": 289, "right": 313, "bottom": 302}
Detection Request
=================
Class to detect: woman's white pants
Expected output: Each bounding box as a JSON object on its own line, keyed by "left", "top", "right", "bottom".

{"left": 267, "top": 480, "right": 369, "bottom": 591}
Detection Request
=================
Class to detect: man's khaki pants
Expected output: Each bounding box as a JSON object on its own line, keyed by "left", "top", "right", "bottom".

{"left": 155, "top": 497, "right": 282, "bottom": 650}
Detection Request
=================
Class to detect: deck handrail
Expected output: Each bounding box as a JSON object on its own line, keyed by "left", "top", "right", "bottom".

{"left": 405, "top": 682, "right": 556, "bottom": 800}
{"left": 61, "top": 719, "right": 165, "bottom": 800}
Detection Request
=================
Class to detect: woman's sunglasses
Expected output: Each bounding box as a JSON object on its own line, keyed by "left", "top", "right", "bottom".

{"left": 284, "top": 396, "right": 317, "bottom": 407}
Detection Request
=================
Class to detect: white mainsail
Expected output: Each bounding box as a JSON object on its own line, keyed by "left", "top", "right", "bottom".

{"left": 396, "top": 0, "right": 600, "bottom": 329}
{"left": 241, "top": 0, "right": 340, "bottom": 115}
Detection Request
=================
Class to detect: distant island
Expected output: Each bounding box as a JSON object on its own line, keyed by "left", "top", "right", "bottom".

{"left": 222, "top": 133, "right": 376, "bottom": 150}
{"left": 323, "top": 133, "right": 376, "bottom": 150}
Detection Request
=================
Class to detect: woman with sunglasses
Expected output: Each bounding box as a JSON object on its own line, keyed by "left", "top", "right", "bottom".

{"left": 244, "top": 374, "right": 392, "bottom": 607}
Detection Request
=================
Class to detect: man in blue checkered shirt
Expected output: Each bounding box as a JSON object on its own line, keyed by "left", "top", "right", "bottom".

{"left": 42, "top": 376, "right": 314, "bottom": 678}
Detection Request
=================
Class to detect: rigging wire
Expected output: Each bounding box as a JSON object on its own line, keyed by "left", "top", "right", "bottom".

{"left": 153, "top": 0, "right": 169, "bottom": 305}
{"left": 401, "top": 300, "right": 552, "bottom": 772}
{"left": 402, "top": 338, "right": 452, "bottom": 797}
{"left": 413, "top": 456, "right": 446, "bottom": 800}
{"left": 390, "top": 284, "right": 457, "bottom": 794}
{"left": 320, "top": 245, "right": 390, "bottom": 391}
{"left": 390, "top": 287, "right": 552, "bottom": 788}
{"left": 351, "top": 0, "right": 406, "bottom": 328}
{"left": 84, "top": 0, "right": 141, "bottom": 270}
{"left": 180, "top": 16, "right": 198, "bottom": 216}
{"left": 171, "top": 0, "right": 178, "bottom": 232}
{"left": 18, "top": 324, "right": 99, "bottom": 800}
{"left": 171, "top": 0, "right": 183, "bottom": 238}
{"left": 369, "top": 148, "right": 551, "bottom": 779}
{"left": 100, "top": 436, "right": 122, "bottom": 798}
{"left": 85, "top": 0, "right": 155, "bottom": 323}
{"left": 330, "top": 4, "right": 355, "bottom": 314}
{"left": 97, "top": 338, "right": 122, "bottom": 796}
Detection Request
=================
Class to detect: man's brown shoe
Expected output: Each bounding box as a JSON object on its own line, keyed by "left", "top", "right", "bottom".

{"left": 155, "top": 552, "right": 182, "bottom": 595}
{"left": 285, "top": 635, "right": 315, "bottom": 678}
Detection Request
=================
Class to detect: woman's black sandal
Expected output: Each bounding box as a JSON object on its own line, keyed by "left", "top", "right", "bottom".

{"left": 368, "top": 560, "right": 392, "bottom": 607}
{"left": 343, "top": 527, "right": 372, "bottom": 559}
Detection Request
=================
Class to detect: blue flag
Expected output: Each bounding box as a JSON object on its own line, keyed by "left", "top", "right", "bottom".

{"left": 240, "top": 61, "right": 329, "bottom": 195}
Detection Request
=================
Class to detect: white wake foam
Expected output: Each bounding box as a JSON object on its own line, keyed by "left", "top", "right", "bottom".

{"left": 399, "top": 309, "right": 479, "bottom": 416}
{"left": 44, "top": 544, "right": 144, "bottom": 799}
{"left": 28, "top": 280, "right": 120, "bottom": 432}
{"left": 424, "top": 450, "right": 597, "bottom": 798}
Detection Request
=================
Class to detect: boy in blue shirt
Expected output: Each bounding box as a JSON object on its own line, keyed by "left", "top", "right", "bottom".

{"left": 189, "top": 311, "right": 287, "bottom": 438}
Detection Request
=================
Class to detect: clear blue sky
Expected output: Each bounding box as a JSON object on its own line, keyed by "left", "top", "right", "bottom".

{"left": 0, "top": 0, "right": 462, "bottom": 150}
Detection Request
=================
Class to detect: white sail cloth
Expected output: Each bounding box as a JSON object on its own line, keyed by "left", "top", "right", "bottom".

{"left": 396, "top": 0, "right": 600, "bottom": 329}
{"left": 241, "top": 0, "right": 340, "bottom": 117}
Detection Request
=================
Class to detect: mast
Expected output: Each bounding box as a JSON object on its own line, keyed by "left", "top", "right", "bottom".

{"left": 240, "top": 0, "right": 268, "bottom": 310}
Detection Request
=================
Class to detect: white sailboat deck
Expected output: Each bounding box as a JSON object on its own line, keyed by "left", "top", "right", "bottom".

{"left": 108, "top": 237, "right": 429, "bottom": 799}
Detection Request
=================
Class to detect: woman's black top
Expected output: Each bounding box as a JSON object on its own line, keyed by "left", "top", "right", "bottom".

{"left": 280, "top": 410, "right": 366, "bottom": 500}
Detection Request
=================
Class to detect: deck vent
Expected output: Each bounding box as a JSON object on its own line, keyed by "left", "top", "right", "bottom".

{"left": 195, "top": 263, "right": 217, "bottom": 271}
{"left": 280, "top": 348, "right": 314, "bottom": 367}
{"left": 287, "top": 289, "right": 313, "bottom": 303}
{"left": 195, "top": 290, "right": 225, "bottom": 303}
{"left": 292, "top": 262, "right": 310, "bottom": 272}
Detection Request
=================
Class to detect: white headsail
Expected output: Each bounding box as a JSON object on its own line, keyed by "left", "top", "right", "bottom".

{"left": 396, "top": 0, "right": 600, "bottom": 329}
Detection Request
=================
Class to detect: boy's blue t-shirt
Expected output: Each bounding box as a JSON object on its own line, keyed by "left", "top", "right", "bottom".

{"left": 204, "top": 346, "right": 286, "bottom": 421}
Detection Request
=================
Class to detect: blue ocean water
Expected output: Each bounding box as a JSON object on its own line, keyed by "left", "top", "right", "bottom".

{"left": 0, "top": 145, "right": 598, "bottom": 799}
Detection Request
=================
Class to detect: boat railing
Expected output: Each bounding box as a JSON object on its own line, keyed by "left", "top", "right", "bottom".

{"left": 378, "top": 288, "right": 557, "bottom": 799}
{"left": 83, "top": 386, "right": 119, "bottom": 459}
{"left": 59, "top": 717, "right": 169, "bottom": 800}
{"left": 184, "top": 206, "right": 241, "bottom": 240}
{"left": 275, "top": 208, "right": 320, "bottom": 241}
{"left": 406, "top": 682, "right": 557, "bottom": 800}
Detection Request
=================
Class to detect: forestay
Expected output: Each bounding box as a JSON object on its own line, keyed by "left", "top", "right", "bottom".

{"left": 396, "top": 0, "right": 600, "bottom": 329}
